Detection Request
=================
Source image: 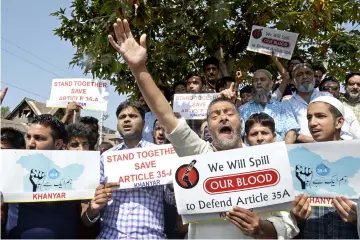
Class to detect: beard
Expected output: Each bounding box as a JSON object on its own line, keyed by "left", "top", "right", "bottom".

{"left": 346, "top": 87, "right": 360, "bottom": 100}
{"left": 295, "top": 81, "right": 315, "bottom": 93}
{"left": 211, "top": 123, "right": 242, "bottom": 151}
{"left": 253, "top": 88, "right": 270, "bottom": 104}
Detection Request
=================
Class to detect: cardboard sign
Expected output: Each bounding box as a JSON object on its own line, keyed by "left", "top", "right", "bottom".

{"left": 173, "top": 142, "right": 294, "bottom": 215}
{"left": 172, "top": 93, "right": 219, "bottom": 119}
{"left": 0, "top": 150, "right": 100, "bottom": 203}
{"left": 288, "top": 140, "right": 360, "bottom": 199}
{"left": 46, "top": 78, "right": 109, "bottom": 111}
{"left": 247, "top": 25, "right": 299, "bottom": 60}
{"left": 103, "top": 144, "right": 178, "bottom": 189}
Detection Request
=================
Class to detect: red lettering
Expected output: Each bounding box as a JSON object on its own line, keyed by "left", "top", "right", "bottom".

{"left": 135, "top": 161, "right": 157, "bottom": 170}
{"left": 71, "top": 88, "right": 87, "bottom": 94}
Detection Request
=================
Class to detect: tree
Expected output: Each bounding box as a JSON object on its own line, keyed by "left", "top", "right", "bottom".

{"left": 1, "top": 106, "right": 10, "bottom": 118}
{"left": 51, "top": 0, "right": 360, "bottom": 96}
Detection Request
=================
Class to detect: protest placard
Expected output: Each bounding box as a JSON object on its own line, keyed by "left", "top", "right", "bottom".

{"left": 181, "top": 201, "right": 292, "bottom": 224}
{"left": 173, "top": 142, "right": 294, "bottom": 215}
{"left": 46, "top": 78, "right": 109, "bottom": 111}
{"left": 288, "top": 140, "right": 360, "bottom": 200}
{"left": 172, "top": 93, "right": 219, "bottom": 119}
{"left": 0, "top": 150, "right": 100, "bottom": 203}
{"left": 247, "top": 25, "right": 299, "bottom": 60}
{"left": 103, "top": 144, "right": 178, "bottom": 189}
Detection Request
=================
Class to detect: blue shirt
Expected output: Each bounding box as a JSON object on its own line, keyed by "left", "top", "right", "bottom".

{"left": 99, "top": 139, "right": 175, "bottom": 239}
{"left": 239, "top": 100, "right": 300, "bottom": 141}
{"left": 6, "top": 201, "right": 80, "bottom": 239}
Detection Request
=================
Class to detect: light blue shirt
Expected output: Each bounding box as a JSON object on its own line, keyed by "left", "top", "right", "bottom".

{"left": 239, "top": 100, "right": 300, "bottom": 141}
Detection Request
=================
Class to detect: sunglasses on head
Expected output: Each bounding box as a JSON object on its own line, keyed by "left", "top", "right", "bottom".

{"left": 321, "top": 85, "right": 339, "bottom": 91}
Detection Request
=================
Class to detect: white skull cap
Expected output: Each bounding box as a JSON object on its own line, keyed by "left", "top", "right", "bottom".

{"left": 309, "top": 96, "right": 345, "bottom": 117}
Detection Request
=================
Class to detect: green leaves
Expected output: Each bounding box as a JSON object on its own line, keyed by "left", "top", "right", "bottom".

{"left": 52, "top": 0, "right": 360, "bottom": 95}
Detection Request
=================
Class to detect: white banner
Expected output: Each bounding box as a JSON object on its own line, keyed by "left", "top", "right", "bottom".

{"left": 46, "top": 78, "right": 109, "bottom": 111}
{"left": 172, "top": 93, "right": 219, "bottom": 119}
{"left": 247, "top": 25, "right": 299, "bottom": 60}
{"left": 0, "top": 150, "right": 100, "bottom": 203}
{"left": 182, "top": 202, "right": 292, "bottom": 224}
{"left": 103, "top": 144, "right": 178, "bottom": 189}
{"left": 173, "top": 142, "right": 294, "bottom": 215}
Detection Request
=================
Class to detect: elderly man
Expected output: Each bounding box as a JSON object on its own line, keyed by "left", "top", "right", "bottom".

{"left": 342, "top": 72, "right": 360, "bottom": 123}
{"left": 239, "top": 69, "right": 299, "bottom": 144}
{"left": 107, "top": 18, "right": 299, "bottom": 239}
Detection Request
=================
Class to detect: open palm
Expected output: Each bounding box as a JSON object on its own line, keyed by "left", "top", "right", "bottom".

{"left": 108, "top": 19, "right": 147, "bottom": 71}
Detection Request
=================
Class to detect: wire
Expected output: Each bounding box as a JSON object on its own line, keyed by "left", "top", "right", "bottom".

{"left": 2, "top": 37, "right": 72, "bottom": 75}
{"left": 1, "top": 81, "right": 48, "bottom": 99}
{"left": 2, "top": 48, "right": 64, "bottom": 78}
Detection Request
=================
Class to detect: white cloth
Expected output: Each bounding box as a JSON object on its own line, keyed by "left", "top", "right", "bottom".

{"left": 142, "top": 111, "right": 156, "bottom": 143}
{"left": 282, "top": 89, "right": 360, "bottom": 139}
{"left": 166, "top": 118, "right": 299, "bottom": 239}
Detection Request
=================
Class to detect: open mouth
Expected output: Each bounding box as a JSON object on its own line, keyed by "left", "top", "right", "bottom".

{"left": 123, "top": 125, "right": 132, "bottom": 131}
{"left": 311, "top": 129, "right": 321, "bottom": 135}
{"left": 219, "top": 126, "right": 233, "bottom": 135}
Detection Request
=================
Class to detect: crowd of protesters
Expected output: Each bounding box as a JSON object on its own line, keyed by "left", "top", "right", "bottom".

{"left": 0, "top": 18, "right": 360, "bottom": 239}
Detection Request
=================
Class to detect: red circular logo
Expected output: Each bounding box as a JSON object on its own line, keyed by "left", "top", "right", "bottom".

{"left": 175, "top": 160, "right": 199, "bottom": 189}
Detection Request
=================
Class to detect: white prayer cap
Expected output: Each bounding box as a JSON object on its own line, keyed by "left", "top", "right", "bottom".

{"left": 309, "top": 96, "right": 345, "bottom": 117}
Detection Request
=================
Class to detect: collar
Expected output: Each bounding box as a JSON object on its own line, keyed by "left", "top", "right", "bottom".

{"left": 342, "top": 94, "right": 360, "bottom": 104}
{"left": 116, "top": 138, "right": 147, "bottom": 150}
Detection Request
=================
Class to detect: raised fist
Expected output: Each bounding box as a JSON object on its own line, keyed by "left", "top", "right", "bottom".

{"left": 29, "top": 169, "right": 46, "bottom": 192}
{"left": 295, "top": 165, "right": 313, "bottom": 190}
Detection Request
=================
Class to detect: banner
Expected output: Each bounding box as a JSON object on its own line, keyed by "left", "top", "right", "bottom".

{"left": 46, "top": 78, "right": 109, "bottom": 111}
{"left": 172, "top": 93, "right": 219, "bottom": 119}
{"left": 247, "top": 25, "right": 299, "bottom": 60}
{"left": 0, "top": 150, "right": 100, "bottom": 203}
{"left": 288, "top": 140, "right": 360, "bottom": 199}
{"left": 181, "top": 202, "right": 292, "bottom": 224}
{"left": 173, "top": 142, "right": 294, "bottom": 215}
{"left": 103, "top": 144, "right": 178, "bottom": 189}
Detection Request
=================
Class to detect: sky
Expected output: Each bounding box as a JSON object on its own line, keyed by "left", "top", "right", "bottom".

{"left": 1, "top": 0, "right": 127, "bottom": 130}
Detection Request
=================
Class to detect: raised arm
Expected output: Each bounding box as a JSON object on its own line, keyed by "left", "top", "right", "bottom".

{"left": 108, "top": 19, "right": 178, "bottom": 133}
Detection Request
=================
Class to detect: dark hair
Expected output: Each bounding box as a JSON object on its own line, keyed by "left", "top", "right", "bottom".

{"left": 172, "top": 81, "right": 187, "bottom": 93}
{"left": 31, "top": 114, "right": 67, "bottom": 143}
{"left": 66, "top": 123, "right": 92, "bottom": 144}
{"left": 288, "top": 56, "right": 304, "bottom": 65}
{"left": 206, "top": 97, "right": 238, "bottom": 119}
{"left": 244, "top": 113, "right": 275, "bottom": 135}
{"left": 1, "top": 127, "right": 25, "bottom": 149}
{"left": 215, "top": 76, "right": 235, "bottom": 92}
{"left": 319, "top": 76, "right": 340, "bottom": 90}
{"left": 345, "top": 72, "right": 360, "bottom": 85}
{"left": 313, "top": 65, "right": 326, "bottom": 74}
{"left": 153, "top": 119, "right": 159, "bottom": 130}
{"left": 80, "top": 116, "right": 99, "bottom": 131}
{"left": 329, "top": 105, "right": 343, "bottom": 119}
{"left": 185, "top": 72, "right": 204, "bottom": 84}
{"left": 240, "top": 85, "right": 252, "bottom": 95}
{"left": 159, "top": 85, "right": 172, "bottom": 102}
{"left": 203, "top": 57, "right": 219, "bottom": 71}
{"left": 116, "top": 101, "right": 145, "bottom": 120}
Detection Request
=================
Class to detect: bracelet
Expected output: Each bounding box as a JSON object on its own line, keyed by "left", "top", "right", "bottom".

{"left": 86, "top": 209, "right": 100, "bottom": 223}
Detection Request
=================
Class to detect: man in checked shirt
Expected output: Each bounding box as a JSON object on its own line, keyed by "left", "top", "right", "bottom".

{"left": 83, "top": 100, "right": 175, "bottom": 239}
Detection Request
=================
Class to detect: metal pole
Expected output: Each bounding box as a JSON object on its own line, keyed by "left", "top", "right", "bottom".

{"left": 99, "top": 111, "right": 104, "bottom": 145}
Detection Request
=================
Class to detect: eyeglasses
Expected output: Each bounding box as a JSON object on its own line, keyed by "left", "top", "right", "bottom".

{"left": 321, "top": 86, "right": 339, "bottom": 91}
{"left": 69, "top": 141, "right": 89, "bottom": 148}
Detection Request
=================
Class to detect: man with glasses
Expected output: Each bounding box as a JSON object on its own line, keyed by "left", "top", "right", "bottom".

{"left": 319, "top": 77, "right": 360, "bottom": 140}
{"left": 342, "top": 72, "right": 360, "bottom": 123}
